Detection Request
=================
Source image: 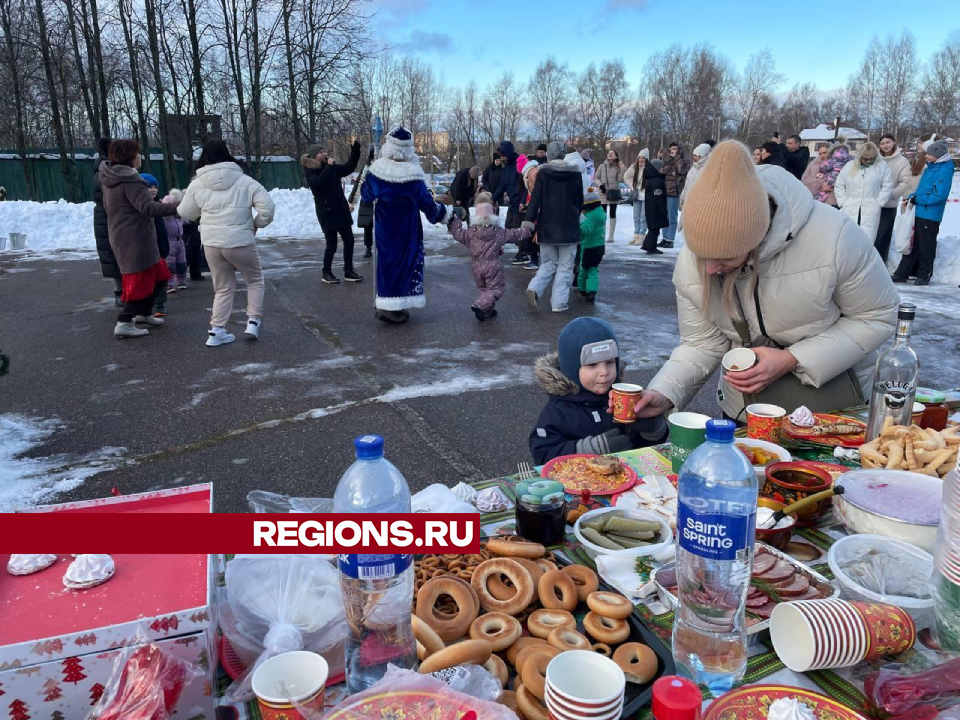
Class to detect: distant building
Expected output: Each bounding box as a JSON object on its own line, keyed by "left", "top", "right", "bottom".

{"left": 799, "top": 124, "right": 868, "bottom": 152}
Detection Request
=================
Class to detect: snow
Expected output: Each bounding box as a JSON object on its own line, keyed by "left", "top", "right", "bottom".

{"left": 800, "top": 124, "right": 868, "bottom": 141}
{"left": 0, "top": 415, "right": 127, "bottom": 511}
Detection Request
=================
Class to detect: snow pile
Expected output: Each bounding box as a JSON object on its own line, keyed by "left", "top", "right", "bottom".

{"left": 0, "top": 200, "right": 96, "bottom": 254}
{"left": 887, "top": 171, "right": 960, "bottom": 286}
{"left": 256, "top": 188, "right": 318, "bottom": 238}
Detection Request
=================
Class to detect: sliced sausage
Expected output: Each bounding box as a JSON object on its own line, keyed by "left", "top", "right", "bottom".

{"left": 775, "top": 575, "right": 811, "bottom": 596}
{"left": 751, "top": 601, "right": 777, "bottom": 619}
{"left": 752, "top": 553, "right": 777, "bottom": 576}
{"left": 756, "top": 560, "right": 795, "bottom": 583}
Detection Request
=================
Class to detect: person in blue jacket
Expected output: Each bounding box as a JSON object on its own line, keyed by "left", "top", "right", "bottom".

{"left": 893, "top": 140, "right": 954, "bottom": 286}
{"left": 360, "top": 126, "right": 452, "bottom": 324}
{"left": 529, "top": 317, "right": 668, "bottom": 464}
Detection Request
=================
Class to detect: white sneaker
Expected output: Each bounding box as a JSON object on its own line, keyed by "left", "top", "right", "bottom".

{"left": 134, "top": 315, "right": 164, "bottom": 326}
{"left": 244, "top": 318, "right": 261, "bottom": 339}
{"left": 206, "top": 327, "right": 236, "bottom": 347}
{"left": 552, "top": 305, "right": 569, "bottom": 313}
{"left": 115, "top": 322, "right": 149, "bottom": 338}
{"left": 526, "top": 287, "right": 539, "bottom": 310}
{"left": 167, "top": 285, "right": 177, "bottom": 294}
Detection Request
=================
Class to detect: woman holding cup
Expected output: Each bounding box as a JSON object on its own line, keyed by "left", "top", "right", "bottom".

{"left": 626, "top": 141, "right": 899, "bottom": 423}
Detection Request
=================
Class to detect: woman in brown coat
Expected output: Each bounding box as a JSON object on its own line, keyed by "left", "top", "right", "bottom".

{"left": 99, "top": 139, "right": 179, "bottom": 338}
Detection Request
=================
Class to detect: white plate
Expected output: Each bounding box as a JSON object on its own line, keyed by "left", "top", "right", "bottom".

{"left": 732, "top": 438, "right": 791, "bottom": 481}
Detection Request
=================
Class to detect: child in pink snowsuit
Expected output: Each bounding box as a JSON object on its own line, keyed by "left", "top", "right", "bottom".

{"left": 162, "top": 192, "right": 187, "bottom": 289}
{"left": 448, "top": 192, "right": 530, "bottom": 321}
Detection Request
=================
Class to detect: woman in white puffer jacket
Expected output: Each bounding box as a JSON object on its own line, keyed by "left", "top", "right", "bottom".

{"left": 179, "top": 140, "right": 275, "bottom": 347}
{"left": 834, "top": 141, "right": 893, "bottom": 244}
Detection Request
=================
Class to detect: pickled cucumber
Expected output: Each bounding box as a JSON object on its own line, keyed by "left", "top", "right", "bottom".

{"left": 581, "top": 527, "right": 625, "bottom": 550}
{"left": 603, "top": 516, "right": 661, "bottom": 534}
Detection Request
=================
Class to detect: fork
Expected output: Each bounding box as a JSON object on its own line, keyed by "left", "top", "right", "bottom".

{"left": 516, "top": 461, "right": 536, "bottom": 480}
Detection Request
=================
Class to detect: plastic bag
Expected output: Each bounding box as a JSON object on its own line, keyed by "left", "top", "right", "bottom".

{"left": 865, "top": 658, "right": 960, "bottom": 716}
{"left": 893, "top": 204, "right": 915, "bottom": 254}
{"left": 313, "top": 665, "right": 518, "bottom": 719}
{"left": 411, "top": 483, "right": 479, "bottom": 514}
{"left": 247, "top": 489, "right": 333, "bottom": 513}
{"left": 85, "top": 628, "right": 203, "bottom": 720}
{"left": 222, "top": 555, "right": 347, "bottom": 702}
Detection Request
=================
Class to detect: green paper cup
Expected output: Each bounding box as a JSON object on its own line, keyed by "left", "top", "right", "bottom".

{"left": 668, "top": 412, "right": 712, "bottom": 473}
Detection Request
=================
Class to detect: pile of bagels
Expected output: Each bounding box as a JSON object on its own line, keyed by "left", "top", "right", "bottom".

{"left": 412, "top": 536, "right": 659, "bottom": 720}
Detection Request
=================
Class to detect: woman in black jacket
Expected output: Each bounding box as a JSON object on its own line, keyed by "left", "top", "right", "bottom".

{"left": 301, "top": 140, "right": 362, "bottom": 284}
{"left": 92, "top": 137, "right": 122, "bottom": 305}
{"left": 641, "top": 160, "right": 669, "bottom": 254}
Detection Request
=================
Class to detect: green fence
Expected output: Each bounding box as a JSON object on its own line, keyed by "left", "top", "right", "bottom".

{"left": 0, "top": 151, "right": 304, "bottom": 202}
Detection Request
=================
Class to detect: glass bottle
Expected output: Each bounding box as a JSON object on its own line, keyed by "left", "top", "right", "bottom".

{"left": 866, "top": 303, "right": 919, "bottom": 440}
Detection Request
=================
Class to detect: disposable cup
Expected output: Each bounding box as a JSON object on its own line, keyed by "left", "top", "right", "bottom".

{"left": 722, "top": 348, "right": 757, "bottom": 373}
{"left": 794, "top": 601, "right": 860, "bottom": 668}
{"left": 771, "top": 601, "right": 868, "bottom": 671}
{"left": 746, "top": 404, "right": 786, "bottom": 443}
{"left": 545, "top": 685, "right": 623, "bottom": 719}
{"left": 668, "top": 412, "right": 711, "bottom": 473}
{"left": 251, "top": 650, "right": 328, "bottom": 720}
{"left": 610, "top": 383, "right": 644, "bottom": 423}
{"left": 850, "top": 601, "right": 917, "bottom": 661}
{"left": 545, "top": 651, "right": 625, "bottom": 710}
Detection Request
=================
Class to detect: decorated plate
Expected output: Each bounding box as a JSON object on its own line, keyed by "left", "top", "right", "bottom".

{"left": 783, "top": 413, "right": 867, "bottom": 448}
{"left": 325, "top": 690, "right": 476, "bottom": 719}
{"left": 540, "top": 453, "right": 640, "bottom": 496}
{"left": 704, "top": 685, "right": 869, "bottom": 720}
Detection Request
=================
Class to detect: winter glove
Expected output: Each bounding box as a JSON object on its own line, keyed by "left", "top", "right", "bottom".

{"left": 624, "top": 415, "right": 669, "bottom": 449}
{"left": 521, "top": 221, "right": 536, "bottom": 233}
{"left": 575, "top": 428, "right": 632, "bottom": 456}
{"left": 351, "top": 140, "right": 361, "bottom": 151}
{"left": 599, "top": 184, "right": 606, "bottom": 194}
{"left": 451, "top": 206, "right": 467, "bottom": 222}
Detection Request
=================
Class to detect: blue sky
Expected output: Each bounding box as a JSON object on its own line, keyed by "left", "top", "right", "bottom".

{"left": 373, "top": 0, "right": 960, "bottom": 94}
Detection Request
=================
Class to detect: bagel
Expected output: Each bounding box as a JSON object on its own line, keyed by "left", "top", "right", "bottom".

{"left": 498, "top": 689, "right": 518, "bottom": 713}
{"left": 516, "top": 683, "right": 550, "bottom": 720}
{"left": 547, "top": 626, "right": 592, "bottom": 652}
{"left": 613, "top": 642, "right": 659, "bottom": 684}
{"left": 535, "top": 559, "right": 558, "bottom": 574}
{"left": 416, "top": 577, "right": 479, "bottom": 641}
{"left": 506, "top": 636, "right": 549, "bottom": 667}
{"left": 486, "top": 573, "right": 517, "bottom": 601}
{"left": 483, "top": 653, "right": 509, "bottom": 688}
{"left": 527, "top": 609, "right": 576, "bottom": 639}
{"left": 418, "top": 639, "right": 492, "bottom": 674}
{"left": 592, "top": 642, "right": 612, "bottom": 657}
{"left": 520, "top": 650, "right": 551, "bottom": 701}
{"left": 469, "top": 612, "right": 522, "bottom": 651}
{"left": 487, "top": 537, "right": 546, "bottom": 559}
{"left": 538, "top": 569, "right": 579, "bottom": 611}
{"left": 411, "top": 615, "right": 444, "bottom": 658}
{"left": 514, "top": 645, "right": 561, "bottom": 677}
{"left": 472, "top": 558, "right": 535, "bottom": 615}
{"left": 586, "top": 590, "right": 633, "bottom": 620}
{"left": 583, "top": 611, "right": 630, "bottom": 644}
{"left": 515, "top": 557, "right": 545, "bottom": 590}
{"left": 561, "top": 564, "right": 599, "bottom": 602}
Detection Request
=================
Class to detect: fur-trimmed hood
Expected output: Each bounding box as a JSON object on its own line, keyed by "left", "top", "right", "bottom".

{"left": 535, "top": 352, "right": 580, "bottom": 396}
{"left": 300, "top": 154, "right": 324, "bottom": 169}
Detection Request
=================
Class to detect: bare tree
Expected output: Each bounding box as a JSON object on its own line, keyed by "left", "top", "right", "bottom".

{"left": 915, "top": 37, "right": 960, "bottom": 136}
{"left": 0, "top": 0, "right": 35, "bottom": 197}
{"left": 779, "top": 82, "right": 820, "bottom": 137}
{"left": 572, "top": 60, "right": 629, "bottom": 149}
{"left": 527, "top": 57, "right": 571, "bottom": 143}
{"left": 876, "top": 32, "right": 917, "bottom": 141}
{"left": 847, "top": 37, "right": 882, "bottom": 137}
{"left": 733, "top": 49, "right": 784, "bottom": 143}
{"left": 480, "top": 72, "right": 522, "bottom": 146}
{"left": 143, "top": 0, "right": 176, "bottom": 184}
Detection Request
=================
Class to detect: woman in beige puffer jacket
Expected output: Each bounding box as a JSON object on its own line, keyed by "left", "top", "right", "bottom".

{"left": 594, "top": 150, "right": 626, "bottom": 242}
{"left": 630, "top": 141, "right": 899, "bottom": 421}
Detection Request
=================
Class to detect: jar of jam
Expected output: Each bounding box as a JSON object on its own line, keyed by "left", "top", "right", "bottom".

{"left": 920, "top": 403, "right": 950, "bottom": 431}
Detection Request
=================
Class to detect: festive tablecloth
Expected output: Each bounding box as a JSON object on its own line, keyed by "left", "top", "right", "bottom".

{"left": 213, "top": 404, "right": 945, "bottom": 719}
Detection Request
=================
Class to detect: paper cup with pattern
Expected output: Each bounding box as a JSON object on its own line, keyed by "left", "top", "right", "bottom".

{"left": 771, "top": 601, "right": 868, "bottom": 672}
{"left": 850, "top": 601, "right": 917, "bottom": 661}
{"left": 746, "top": 403, "right": 786, "bottom": 443}
{"left": 252, "top": 650, "right": 328, "bottom": 720}
{"left": 610, "top": 383, "right": 644, "bottom": 423}
{"left": 667, "top": 412, "right": 711, "bottom": 473}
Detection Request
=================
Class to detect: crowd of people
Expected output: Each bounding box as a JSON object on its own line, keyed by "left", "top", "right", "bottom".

{"left": 90, "top": 123, "right": 954, "bottom": 348}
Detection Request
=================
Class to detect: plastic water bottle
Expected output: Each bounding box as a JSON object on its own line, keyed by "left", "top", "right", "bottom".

{"left": 672, "top": 419, "right": 757, "bottom": 694}
{"left": 334, "top": 435, "right": 417, "bottom": 694}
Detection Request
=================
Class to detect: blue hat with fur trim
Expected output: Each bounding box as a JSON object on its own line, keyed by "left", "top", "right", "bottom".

{"left": 558, "top": 317, "right": 621, "bottom": 388}
{"left": 140, "top": 173, "right": 159, "bottom": 187}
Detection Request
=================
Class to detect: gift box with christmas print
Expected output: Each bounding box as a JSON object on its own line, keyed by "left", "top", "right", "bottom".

{"left": 1, "top": 484, "right": 215, "bottom": 719}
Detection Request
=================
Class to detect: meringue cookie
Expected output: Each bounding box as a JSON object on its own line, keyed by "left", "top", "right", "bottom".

{"left": 475, "top": 487, "right": 510, "bottom": 513}
{"left": 63, "top": 554, "right": 116, "bottom": 589}
{"left": 767, "top": 697, "right": 817, "bottom": 720}
{"left": 7, "top": 554, "right": 58, "bottom": 576}
{"left": 789, "top": 405, "right": 815, "bottom": 428}
{"left": 451, "top": 482, "right": 477, "bottom": 504}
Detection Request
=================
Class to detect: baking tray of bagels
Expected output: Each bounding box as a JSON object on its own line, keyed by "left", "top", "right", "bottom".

{"left": 412, "top": 536, "right": 675, "bottom": 719}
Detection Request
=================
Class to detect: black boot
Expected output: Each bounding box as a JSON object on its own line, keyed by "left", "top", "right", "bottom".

{"left": 471, "top": 305, "right": 486, "bottom": 321}
{"left": 344, "top": 269, "right": 364, "bottom": 282}
{"left": 363, "top": 248, "right": 373, "bottom": 259}
{"left": 586, "top": 292, "right": 596, "bottom": 302}
{"left": 322, "top": 271, "right": 340, "bottom": 284}
{"left": 658, "top": 240, "right": 674, "bottom": 248}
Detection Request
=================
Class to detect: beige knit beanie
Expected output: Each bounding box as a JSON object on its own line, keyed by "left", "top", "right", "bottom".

{"left": 682, "top": 140, "right": 769, "bottom": 259}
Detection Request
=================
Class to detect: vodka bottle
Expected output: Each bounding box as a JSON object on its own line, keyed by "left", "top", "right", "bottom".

{"left": 866, "top": 303, "right": 919, "bottom": 440}
{"left": 673, "top": 419, "right": 757, "bottom": 694}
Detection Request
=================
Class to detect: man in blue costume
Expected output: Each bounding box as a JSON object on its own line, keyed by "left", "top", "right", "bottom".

{"left": 361, "top": 127, "right": 453, "bottom": 324}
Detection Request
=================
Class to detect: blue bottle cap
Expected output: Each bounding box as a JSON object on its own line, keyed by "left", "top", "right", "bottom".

{"left": 354, "top": 435, "right": 384, "bottom": 459}
{"left": 705, "top": 418, "right": 736, "bottom": 443}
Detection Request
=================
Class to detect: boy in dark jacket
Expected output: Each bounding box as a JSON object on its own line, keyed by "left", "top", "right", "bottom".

{"left": 530, "top": 317, "right": 668, "bottom": 464}
{"left": 640, "top": 160, "right": 668, "bottom": 255}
